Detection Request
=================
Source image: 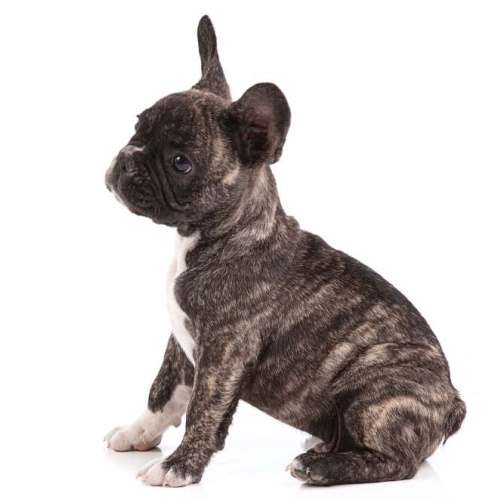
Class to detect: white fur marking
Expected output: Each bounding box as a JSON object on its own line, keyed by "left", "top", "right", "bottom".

{"left": 164, "top": 468, "right": 194, "bottom": 487}
{"left": 222, "top": 166, "right": 240, "bottom": 185}
{"left": 137, "top": 458, "right": 195, "bottom": 487}
{"left": 302, "top": 434, "right": 323, "bottom": 451}
{"left": 122, "top": 144, "right": 144, "bottom": 155}
{"left": 104, "top": 385, "right": 191, "bottom": 451}
{"left": 166, "top": 232, "right": 199, "bottom": 364}
{"left": 137, "top": 459, "right": 166, "bottom": 485}
{"left": 286, "top": 458, "right": 303, "bottom": 473}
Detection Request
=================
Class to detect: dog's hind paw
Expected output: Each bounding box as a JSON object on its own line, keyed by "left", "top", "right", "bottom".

{"left": 287, "top": 454, "right": 329, "bottom": 485}
{"left": 287, "top": 457, "right": 311, "bottom": 482}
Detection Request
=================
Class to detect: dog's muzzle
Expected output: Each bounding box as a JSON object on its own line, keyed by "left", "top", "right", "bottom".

{"left": 105, "top": 145, "right": 145, "bottom": 191}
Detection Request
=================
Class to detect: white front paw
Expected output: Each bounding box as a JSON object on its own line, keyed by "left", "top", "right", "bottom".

{"left": 136, "top": 459, "right": 167, "bottom": 486}
{"left": 104, "top": 425, "right": 161, "bottom": 452}
{"left": 136, "top": 458, "right": 196, "bottom": 487}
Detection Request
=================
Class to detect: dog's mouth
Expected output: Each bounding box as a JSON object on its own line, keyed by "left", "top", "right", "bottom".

{"left": 106, "top": 156, "right": 190, "bottom": 225}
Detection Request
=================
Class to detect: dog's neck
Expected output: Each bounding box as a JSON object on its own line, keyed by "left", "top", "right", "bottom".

{"left": 178, "top": 165, "right": 298, "bottom": 260}
{"left": 224, "top": 165, "right": 280, "bottom": 239}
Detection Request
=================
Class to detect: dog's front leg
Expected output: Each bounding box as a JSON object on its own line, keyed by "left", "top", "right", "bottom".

{"left": 104, "top": 335, "right": 194, "bottom": 451}
{"left": 137, "top": 338, "right": 254, "bottom": 487}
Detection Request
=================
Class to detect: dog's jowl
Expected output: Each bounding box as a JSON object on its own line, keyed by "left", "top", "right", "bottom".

{"left": 104, "top": 15, "right": 465, "bottom": 487}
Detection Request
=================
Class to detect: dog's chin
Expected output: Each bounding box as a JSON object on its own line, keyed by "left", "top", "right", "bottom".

{"left": 150, "top": 211, "right": 182, "bottom": 227}
{"left": 108, "top": 184, "right": 184, "bottom": 227}
{"left": 125, "top": 199, "right": 180, "bottom": 227}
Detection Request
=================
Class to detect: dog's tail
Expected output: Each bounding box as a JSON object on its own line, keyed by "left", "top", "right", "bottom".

{"left": 443, "top": 395, "right": 466, "bottom": 443}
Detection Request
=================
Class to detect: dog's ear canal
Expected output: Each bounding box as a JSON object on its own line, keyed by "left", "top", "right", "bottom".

{"left": 225, "top": 83, "right": 291, "bottom": 166}
{"left": 193, "top": 15, "right": 231, "bottom": 100}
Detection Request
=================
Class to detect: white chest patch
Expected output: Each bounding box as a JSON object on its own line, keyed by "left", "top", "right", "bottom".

{"left": 166, "top": 232, "right": 199, "bottom": 365}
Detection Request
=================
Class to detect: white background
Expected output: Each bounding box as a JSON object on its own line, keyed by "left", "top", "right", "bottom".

{"left": 1, "top": 1, "right": 499, "bottom": 498}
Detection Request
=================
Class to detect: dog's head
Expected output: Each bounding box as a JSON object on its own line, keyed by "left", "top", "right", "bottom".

{"left": 105, "top": 16, "right": 290, "bottom": 230}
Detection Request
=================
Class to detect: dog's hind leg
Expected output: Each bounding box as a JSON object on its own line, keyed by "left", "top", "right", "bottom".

{"left": 288, "top": 368, "right": 456, "bottom": 485}
{"left": 288, "top": 448, "right": 418, "bottom": 485}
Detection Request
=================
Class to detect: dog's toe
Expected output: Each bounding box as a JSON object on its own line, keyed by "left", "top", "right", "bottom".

{"left": 287, "top": 457, "right": 311, "bottom": 482}
{"left": 137, "top": 458, "right": 196, "bottom": 487}
{"left": 137, "top": 459, "right": 167, "bottom": 486}
{"left": 163, "top": 467, "right": 195, "bottom": 487}
{"left": 104, "top": 425, "right": 161, "bottom": 451}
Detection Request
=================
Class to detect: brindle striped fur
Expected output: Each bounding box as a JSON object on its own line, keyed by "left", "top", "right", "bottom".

{"left": 106, "top": 16, "right": 465, "bottom": 487}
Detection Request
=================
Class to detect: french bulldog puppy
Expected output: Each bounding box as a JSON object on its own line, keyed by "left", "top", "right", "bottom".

{"left": 104, "top": 15, "right": 465, "bottom": 487}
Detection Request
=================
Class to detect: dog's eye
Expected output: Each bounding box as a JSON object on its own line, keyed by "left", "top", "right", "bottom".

{"left": 173, "top": 155, "right": 192, "bottom": 174}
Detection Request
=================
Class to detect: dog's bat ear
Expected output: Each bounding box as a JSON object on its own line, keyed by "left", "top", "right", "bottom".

{"left": 225, "top": 83, "right": 291, "bottom": 166}
{"left": 193, "top": 15, "right": 231, "bottom": 100}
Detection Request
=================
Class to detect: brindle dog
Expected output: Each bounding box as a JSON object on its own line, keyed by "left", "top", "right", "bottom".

{"left": 104, "top": 15, "right": 465, "bottom": 487}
